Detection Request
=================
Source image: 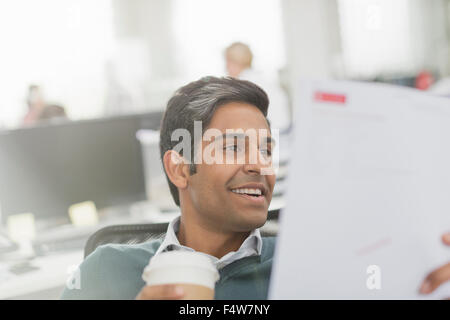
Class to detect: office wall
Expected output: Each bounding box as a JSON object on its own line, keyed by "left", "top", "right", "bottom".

{"left": 409, "top": 0, "right": 450, "bottom": 77}
{"left": 281, "top": 0, "right": 343, "bottom": 95}
{"left": 112, "top": 0, "right": 178, "bottom": 79}
{"left": 110, "top": 0, "right": 181, "bottom": 113}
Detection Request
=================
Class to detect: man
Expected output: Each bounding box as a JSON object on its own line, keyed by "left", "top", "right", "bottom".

{"left": 61, "top": 76, "right": 450, "bottom": 300}
{"left": 61, "top": 76, "right": 277, "bottom": 299}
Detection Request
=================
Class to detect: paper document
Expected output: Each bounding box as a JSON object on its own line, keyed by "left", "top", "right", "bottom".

{"left": 269, "top": 80, "right": 450, "bottom": 299}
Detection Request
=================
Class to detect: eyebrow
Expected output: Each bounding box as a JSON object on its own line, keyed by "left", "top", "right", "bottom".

{"left": 214, "top": 132, "right": 276, "bottom": 146}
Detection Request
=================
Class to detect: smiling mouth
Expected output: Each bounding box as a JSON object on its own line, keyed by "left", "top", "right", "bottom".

{"left": 229, "top": 188, "right": 266, "bottom": 204}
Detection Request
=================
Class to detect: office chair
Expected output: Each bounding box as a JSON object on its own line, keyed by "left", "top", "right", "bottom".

{"left": 84, "top": 209, "right": 280, "bottom": 259}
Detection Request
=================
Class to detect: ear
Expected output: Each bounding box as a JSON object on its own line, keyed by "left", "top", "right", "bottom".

{"left": 162, "top": 150, "right": 191, "bottom": 190}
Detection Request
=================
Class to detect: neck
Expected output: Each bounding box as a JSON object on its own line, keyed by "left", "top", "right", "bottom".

{"left": 177, "top": 213, "right": 250, "bottom": 259}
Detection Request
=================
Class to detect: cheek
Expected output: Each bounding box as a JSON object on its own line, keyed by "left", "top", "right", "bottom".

{"left": 198, "top": 164, "right": 239, "bottom": 194}
{"left": 268, "top": 175, "right": 276, "bottom": 191}
{"left": 193, "top": 165, "right": 228, "bottom": 197}
{"left": 189, "top": 177, "right": 215, "bottom": 208}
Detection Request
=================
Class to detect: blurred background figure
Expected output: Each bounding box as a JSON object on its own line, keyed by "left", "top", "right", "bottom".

{"left": 224, "top": 42, "right": 291, "bottom": 134}
{"left": 23, "top": 85, "right": 46, "bottom": 126}
{"left": 38, "top": 104, "right": 68, "bottom": 123}
{"left": 22, "top": 85, "right": 68, "bottom": 126}
{"left": 225, "top": 42, "right": 253, "bottom": 78}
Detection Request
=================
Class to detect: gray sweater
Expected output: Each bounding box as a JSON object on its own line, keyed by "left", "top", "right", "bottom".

{"left": 61, "top": 236, "right": 277, "bottom": 300}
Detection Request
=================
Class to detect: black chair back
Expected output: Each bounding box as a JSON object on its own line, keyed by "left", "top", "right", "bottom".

{"left": 84, "top": 223, "right": 168, "bottom": 258}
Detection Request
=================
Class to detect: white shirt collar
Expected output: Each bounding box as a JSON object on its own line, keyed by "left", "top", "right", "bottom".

{"left": 153, "top": 216, "right": 263, "bottom": 270}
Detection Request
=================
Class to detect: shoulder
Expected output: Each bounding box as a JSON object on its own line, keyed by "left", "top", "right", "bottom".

{"left": 60, "top": 239, "right": 162, "bottom": 300}
{"left": 92, "top": 238, "right": 163, "bottom": 260}
{"left": 262, "top": 236, "right": 276, "bottom": 247}
{"left": 85, "top": 239, "right": 163, "bottom": 276}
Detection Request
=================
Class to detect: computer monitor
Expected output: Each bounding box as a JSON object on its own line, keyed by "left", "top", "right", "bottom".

{"left": 0, "top": 111, "right": 163, "bottom": 226}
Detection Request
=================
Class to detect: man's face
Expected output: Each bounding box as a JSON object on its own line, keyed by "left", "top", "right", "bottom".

{"left": 187, "top": 102, "right": 276, "bottom": 233}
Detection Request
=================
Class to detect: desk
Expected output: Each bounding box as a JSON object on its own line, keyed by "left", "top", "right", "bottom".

{"left": 0, "top": 250, "right": 83, "bottom": 299}
{"left": 0, "top": 197, "right": 284, "bottom": 299}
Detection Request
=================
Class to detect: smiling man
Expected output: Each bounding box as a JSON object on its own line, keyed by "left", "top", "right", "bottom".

{"left": 61, "top": 76, "right": 277, "bottom": 300}
{"left": 61, "top": 76, "right": 450, "bottom": 300}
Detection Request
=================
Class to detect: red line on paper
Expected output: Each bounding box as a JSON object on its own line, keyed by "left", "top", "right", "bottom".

{"left": 314, "top": 91, "right": 347, "bottom": 104}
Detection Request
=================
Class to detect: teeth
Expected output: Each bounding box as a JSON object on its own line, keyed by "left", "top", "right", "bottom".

{"left": 231, "top": 188, "right": 262, "bottom": 195}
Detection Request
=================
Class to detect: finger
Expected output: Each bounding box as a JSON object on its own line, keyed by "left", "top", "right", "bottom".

{"left": 420, "top": 263, "right": 450, "bottom": 294}
{"left": 146, "top": 284, "right": 185, "bottom": 299}
{"left": 137, "top": 286, "right": 183, "bottom": 300}
{"left": 442, "top": 233, "right": 450, "bottom": 246}
{"left": 137, "top": 284, "right": 185, "bottom": 300}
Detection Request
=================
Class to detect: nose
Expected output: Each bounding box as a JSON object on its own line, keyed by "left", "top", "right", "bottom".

{"left": 243, "top": 162, "right": 262, "bottom": 175}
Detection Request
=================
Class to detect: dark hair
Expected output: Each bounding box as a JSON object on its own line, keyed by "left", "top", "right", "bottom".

{"left": 159, "top": 76, "right": 269, "bottom": 206}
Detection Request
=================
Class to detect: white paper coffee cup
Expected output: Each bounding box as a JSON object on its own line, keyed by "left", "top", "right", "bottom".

{"left": 142, "top": 251, "right": 220, "bottom": 299}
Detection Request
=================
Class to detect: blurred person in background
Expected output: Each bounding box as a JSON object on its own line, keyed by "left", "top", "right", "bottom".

{"left": 224, "top": 42, "right": 291, "bottom": 133}
{"left": 38, "top": 104, "right": 68, "bottom": 123}
{"left": 22, "top": 85, "right": 46, "bottom": 126}
{"left": 22, "top": 85, "right": 69, "bottom": 126}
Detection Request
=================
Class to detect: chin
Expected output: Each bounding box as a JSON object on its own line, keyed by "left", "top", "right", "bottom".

{"left": 234, "top": 211, "right": 268, "bottom": 232}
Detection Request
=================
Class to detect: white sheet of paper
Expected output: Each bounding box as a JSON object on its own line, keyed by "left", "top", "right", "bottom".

{"left": 269, "top": 79, "right": 450, "bottom": 299}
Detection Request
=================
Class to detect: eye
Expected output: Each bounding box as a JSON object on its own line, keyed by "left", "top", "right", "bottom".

{"left": 260, "top": 148, "right": 272, "bottom": 157}
{"left": 224, "top": 144, "right": 241, "bottom": 152}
